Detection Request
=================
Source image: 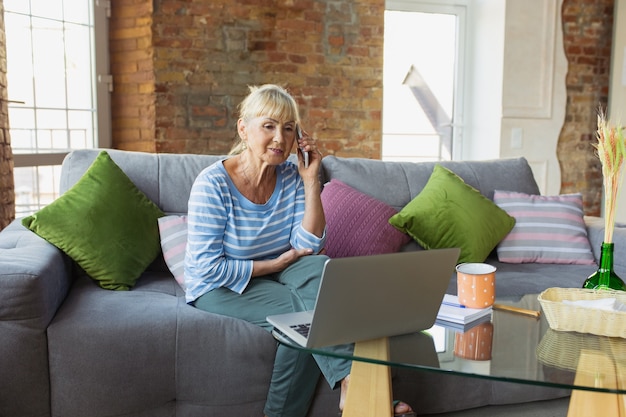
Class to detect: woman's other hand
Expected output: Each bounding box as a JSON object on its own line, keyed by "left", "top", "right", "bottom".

{"left": 252, "top": 248, "right": 314, "bottom": 277}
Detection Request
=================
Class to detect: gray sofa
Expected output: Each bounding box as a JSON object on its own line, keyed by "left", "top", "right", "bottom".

{"left": 1, "top": 148, "right": 622, "bottom": 417}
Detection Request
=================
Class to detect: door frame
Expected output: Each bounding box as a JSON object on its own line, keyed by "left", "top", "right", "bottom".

{"left": 384, "top": 0, "right": 468, "bottom": 160}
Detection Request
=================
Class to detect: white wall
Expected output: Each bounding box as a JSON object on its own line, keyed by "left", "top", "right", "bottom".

{"left": 610, "top": 0, "right": 626, "bottom": 222}
{"left": 462, "top": 0, "right": 505, "bottom": 161}
{"left": 463, "top": 0, "right": 567, "bottom": 196}
{"left": 499, "top": 0, "right": 567, "bottom": 196}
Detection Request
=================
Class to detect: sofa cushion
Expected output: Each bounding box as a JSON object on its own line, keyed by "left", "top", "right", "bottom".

{"left": 458, "top": 258, "right": 598, "bottom": 297}
{"left": 321, "top": 179, "right": 411, "bottom": 258}
{"left": 46, "top": 273, "right": 179, "bottom": 417}
{"left": 493, "top": 190, "right": 595, "bottom": 265}
{"left": 158, "top": 215, "right": 188, "bottom": 289}
{"left": 21, "top": 151, "right": 165, "bottom": 290}
{"left": 389, "top": 165, "right": 515, "bottom": 263}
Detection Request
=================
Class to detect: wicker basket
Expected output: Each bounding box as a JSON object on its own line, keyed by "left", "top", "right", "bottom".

{"left": 537, "top": 287, "right": 626, "bottom": 338}
{"left": 536, "top": 328, "right": 626, "bottom": 371}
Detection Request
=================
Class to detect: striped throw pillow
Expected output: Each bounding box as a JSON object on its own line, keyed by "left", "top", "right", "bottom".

{"left": 493, "top": 191, "right": 595, "bottom": 265}
{"left": 157, "top": 215, "right": 188, "bottom": 289}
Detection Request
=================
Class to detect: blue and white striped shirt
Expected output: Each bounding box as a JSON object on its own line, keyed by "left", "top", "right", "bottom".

{"left": 184, "top": 159, "right": 326, "bottom": 303}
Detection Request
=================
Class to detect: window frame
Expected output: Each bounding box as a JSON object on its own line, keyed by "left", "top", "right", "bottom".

{"left": 10, "top": 0, "right": 110, "bottom": 169}
{"left": 383, "top": 0, "right": 467, "bottom": 161}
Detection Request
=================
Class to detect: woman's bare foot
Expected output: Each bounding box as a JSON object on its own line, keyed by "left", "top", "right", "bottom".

{"left": 393, "top": 400, "right": 415, "bottom": 415}
{"left": 338, "top": 374, "right": 415, "bottom": 415}
{"left": 339, "top": 375, "right": 350, "bottom": 411}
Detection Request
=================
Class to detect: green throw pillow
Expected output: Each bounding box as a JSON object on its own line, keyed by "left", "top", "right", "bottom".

{"left": 22, "top": 151, "right": 165, "bottom": 290}
{"left": 389, "top": 164, "right": 515, "bottom": 263}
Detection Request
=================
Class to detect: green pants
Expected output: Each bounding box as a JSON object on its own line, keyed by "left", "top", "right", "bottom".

{"left": 194, "top": 255, "right": 353, "bottom": 417}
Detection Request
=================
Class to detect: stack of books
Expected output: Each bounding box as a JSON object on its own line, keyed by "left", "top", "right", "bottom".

{"left": 436, "top": 294, "right": 492, "bottom": 331}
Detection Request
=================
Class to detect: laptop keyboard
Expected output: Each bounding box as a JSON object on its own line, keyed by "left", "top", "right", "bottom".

{"left": 290, "top": 323, "right": 311, "bottom": 337}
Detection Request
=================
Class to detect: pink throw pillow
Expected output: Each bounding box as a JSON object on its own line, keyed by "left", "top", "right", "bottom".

{"left": 321, "top": 179, "right": 411, "bottom": 258}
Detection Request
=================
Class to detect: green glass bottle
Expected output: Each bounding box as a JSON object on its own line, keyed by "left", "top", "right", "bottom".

{"left": 583, "top": 242, "right": 626, "bottom": 291}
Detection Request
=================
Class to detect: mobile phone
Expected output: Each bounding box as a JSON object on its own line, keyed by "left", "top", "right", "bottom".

{"left": 296, "top": 125, "right": 309, "bottom": 168}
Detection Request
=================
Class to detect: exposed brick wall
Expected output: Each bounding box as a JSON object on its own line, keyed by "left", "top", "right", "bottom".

{"left": 109, "top": 0, "right": 156, "bottom": 152}
{"left": 110, "top": 0, "right": 384, "bottom": 158}
{"left": 108, "top": 0, "right": 614, "bottom": 215}
{"left": 558, "top": 0, "right": 614, "bottom": 216}
{"left": 0, "top": 0, "right": 15, "bottom": 229}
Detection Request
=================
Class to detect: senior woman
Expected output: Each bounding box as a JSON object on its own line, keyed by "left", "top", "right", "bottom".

{"left": 183, "top": 84, "right": 415, "bottom": 417}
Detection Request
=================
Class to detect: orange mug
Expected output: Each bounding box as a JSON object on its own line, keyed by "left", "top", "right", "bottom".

{"left": 456, "top": 263, "right": 496, "bottom": 308}
{"left": 454, "top": 321, "right": 494, "bottom": 360}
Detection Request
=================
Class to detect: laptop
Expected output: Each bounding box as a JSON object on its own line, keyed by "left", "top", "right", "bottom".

{"left": 266, "top": 248, "right": 460, "bottom": 348}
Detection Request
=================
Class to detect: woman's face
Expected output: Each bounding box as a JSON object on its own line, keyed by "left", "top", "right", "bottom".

{"left": 239, "top": 116, "right": 297, "bottom": 165}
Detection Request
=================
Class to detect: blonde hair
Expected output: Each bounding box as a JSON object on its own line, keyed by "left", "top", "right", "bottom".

{"left": 230, "top": 84, "right": 300, "bottom": 155}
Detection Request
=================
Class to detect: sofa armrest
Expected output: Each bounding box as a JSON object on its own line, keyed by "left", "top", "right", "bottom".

{"left": 0, "top": 219, "right": 73, "bottom": 417}
{"left": 0, "top": 219, "right": 72, "bottom": 324}
{"left": 584, "top": 215, "right": 626, "bottom": 278}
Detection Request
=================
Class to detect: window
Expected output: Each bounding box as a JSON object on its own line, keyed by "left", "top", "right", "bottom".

{"left": 383, "top": 0, "right": 466, "bottom": 162}
{"left": 4, "top": 0, "right": 110, "bottom": 216}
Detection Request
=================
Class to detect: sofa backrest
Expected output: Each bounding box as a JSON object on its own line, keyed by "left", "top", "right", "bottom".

{"left": 60, "top": 149, "right": 225, "bottom": 214}
{"left": 320, "top": 155, "right": 541, "bottom": 211}
{"left": 61, "top": 149, "right": 300, "bottom": 214}
{"left": 60, "top": 149, "right": 540, "bottom": 214}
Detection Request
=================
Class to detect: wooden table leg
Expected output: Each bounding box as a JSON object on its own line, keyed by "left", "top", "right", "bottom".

{"left": 342, "top": 337, "right": 393, "bottom": 417}
{"left": 619, "top": 359, "right": 626, "bottom": 415}
{"left": 567, "top": 350, "right": 624, "bottom": 417}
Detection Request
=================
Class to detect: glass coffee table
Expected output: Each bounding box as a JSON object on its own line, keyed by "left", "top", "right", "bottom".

{"left": 274, "top": 294, "right": 626, "bottom": 417}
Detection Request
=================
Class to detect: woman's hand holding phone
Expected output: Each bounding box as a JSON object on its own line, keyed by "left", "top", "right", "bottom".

{"left": 296, "top": 125, "right": 309, "bottom": 168}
